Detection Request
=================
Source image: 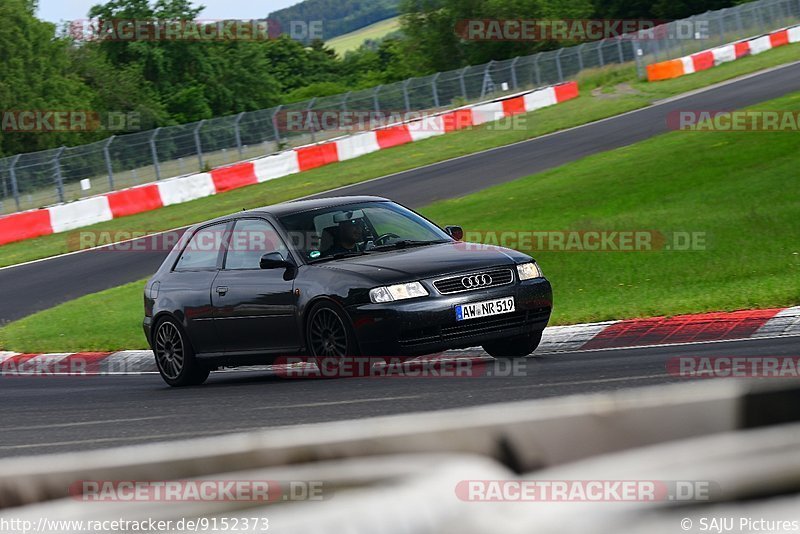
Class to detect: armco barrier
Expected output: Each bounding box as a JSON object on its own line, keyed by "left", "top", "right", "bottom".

{"left": 2, "top": 454, "right": 509, "bottom": 532}
{"left": 4, "top": 427, "right": 797, "bottom": 534}
{"left": 0, "top": 379, "right": 798, "bottom": 511}
{"left": 6, "top": 426, "right": 800, "bottom": 534}
{"left": 647, "top": 24, "right": 800, "bottom": 81}
{"left": 0, "top": 82, "right": 579, "bottom": 248}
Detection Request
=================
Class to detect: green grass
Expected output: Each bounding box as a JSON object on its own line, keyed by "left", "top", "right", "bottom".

{"left": 327, "top": 17, "right": 401, "bottom": 55}
{"left": 4, "top": 90, "right": 799, "bottom": 353}
{"left": 1, "top": 42, "right": 798, "bottom": 271}
{"left": 0, "top": 279, "right": 149, "bottom": 352}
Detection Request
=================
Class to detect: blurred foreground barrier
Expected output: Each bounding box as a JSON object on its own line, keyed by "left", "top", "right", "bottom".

{"left": 5, "top": 426, "right": 799, "bottom": 534}
{"left": 458, "top": 422, "right": 800, "bottom": 534}
{"left": 0, "top": 379, "right": 798, "bottom": 510}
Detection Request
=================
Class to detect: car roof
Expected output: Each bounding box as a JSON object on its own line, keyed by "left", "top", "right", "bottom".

{"left": 198, "top": 196, "right": 390, "bottom": 227}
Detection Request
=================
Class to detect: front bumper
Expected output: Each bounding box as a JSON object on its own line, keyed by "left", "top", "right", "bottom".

{"left": 347, "top": 277, "right": 553, "bottom": 357}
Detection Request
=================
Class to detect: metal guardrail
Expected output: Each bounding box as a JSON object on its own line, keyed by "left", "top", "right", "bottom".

{"left": 0, "top": 380, "right": 799, "bottom": 533}
{"left": 0, "top": 0, "right": 797, "bottom": 216}
{"left": 0, "top": 379, "right": 798, "bottom": 508}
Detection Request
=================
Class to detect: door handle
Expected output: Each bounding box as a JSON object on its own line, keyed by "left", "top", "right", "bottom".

{"left": 216, "top": 286, "right": 228, "bottom": 296}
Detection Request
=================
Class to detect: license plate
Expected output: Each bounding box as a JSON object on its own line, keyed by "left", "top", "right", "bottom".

{"left": 455, "top": 297, "right": 515, "bottom": 321}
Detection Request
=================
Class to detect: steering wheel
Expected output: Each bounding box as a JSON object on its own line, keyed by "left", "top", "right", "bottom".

{"left": 373, "top": 233, "right": 401, "bottom": 246}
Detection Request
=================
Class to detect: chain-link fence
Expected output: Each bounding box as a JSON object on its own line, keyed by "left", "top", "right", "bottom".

{"left": 1, "top": 0, "right": 797, "bottom": 216}
{"left": 635, "top": 0, "right": 800, "bottom": 67}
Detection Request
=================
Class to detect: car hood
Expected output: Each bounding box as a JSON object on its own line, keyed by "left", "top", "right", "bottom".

{"left": 318, "top": 242, "right": 530, "bottom": 283}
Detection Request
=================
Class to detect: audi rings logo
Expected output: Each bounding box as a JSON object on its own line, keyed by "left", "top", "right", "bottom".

{"left": 461, "top": 274, "right": 493, "bottom": 289}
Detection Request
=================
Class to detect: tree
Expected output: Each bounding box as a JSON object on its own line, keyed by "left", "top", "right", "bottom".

{"left": 86, "top": 0, "right": 284, "bottom": 122}
{"left": 592, "top": 0, "right": 738, "bottom": 19}
{"left": 400, "top": 0, "right": 594, "bottom": 72}
{"left": 0, "top": 0, "right": 97, "bottom": 155}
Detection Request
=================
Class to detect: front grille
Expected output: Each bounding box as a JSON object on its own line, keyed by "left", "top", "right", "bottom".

{"left": 433, "top": 268, "right": 514, "bottom": 294}
{"left": 398, "top": 308, "right": 551, "bottom": 347}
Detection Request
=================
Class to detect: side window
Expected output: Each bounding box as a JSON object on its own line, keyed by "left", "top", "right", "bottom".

{"left": 174, "top": 223, "right": 227, "bottom": 272}
{"left": 225, "top": 219, "right": 288, "bottom": 270}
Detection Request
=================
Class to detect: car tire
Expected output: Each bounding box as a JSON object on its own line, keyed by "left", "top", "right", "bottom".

{"left": 306, "top": 301, "right": 366, "bottom": 377}
{"left": 152, "top": 317, "right": 210, "bottom": 387}
{"left": 482, "top": 331, "right": 543, "bottom": 359}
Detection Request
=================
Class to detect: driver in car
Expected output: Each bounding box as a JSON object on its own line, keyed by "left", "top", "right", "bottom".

{"left": 328, "top": 211, "right": 369, "bottom": 255}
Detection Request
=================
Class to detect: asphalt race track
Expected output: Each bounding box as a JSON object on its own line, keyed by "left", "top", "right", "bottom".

{"left": 1, "top": 336, "right": 797, "bottom": 458}
{"left": 2, "top": 61, "right": 800, "bottom": 322}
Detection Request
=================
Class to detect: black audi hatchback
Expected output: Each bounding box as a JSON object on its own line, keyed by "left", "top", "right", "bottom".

{"left": 144, "top": 196, "right": 552, "bottom": 386}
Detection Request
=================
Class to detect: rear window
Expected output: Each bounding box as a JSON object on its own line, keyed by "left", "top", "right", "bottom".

{"left": 174, "top": 223, "right": 228, "bottom": 271}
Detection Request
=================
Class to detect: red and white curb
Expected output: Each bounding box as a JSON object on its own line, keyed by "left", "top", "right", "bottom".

{"left": 0, "top": 82, "right": 579, "bottom": 247}
{"left": 1, "top": 306, "right": 797, "bottom": 376}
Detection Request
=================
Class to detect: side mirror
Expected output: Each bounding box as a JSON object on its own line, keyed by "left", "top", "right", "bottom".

{"left": 260, "top": 252, "right": 292, "bottom": 270}
{"left": 444, "top": 225, "right": 464, "bottom": 241}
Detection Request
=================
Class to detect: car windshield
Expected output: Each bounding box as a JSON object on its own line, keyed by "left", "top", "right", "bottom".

{"left": 278, "top": 201, "right": 452, "bottom": 262}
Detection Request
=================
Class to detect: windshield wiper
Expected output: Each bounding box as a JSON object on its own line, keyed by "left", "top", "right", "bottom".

{"left": 370, "top": 239, "right": 449, "bottom": 251}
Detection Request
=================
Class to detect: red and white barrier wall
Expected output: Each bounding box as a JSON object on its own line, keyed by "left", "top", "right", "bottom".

{"left": 0, "top": 82, "right": 579, "bottom": 247}
{"left": 647, "top": 24, "right": 800, "bottom": 81}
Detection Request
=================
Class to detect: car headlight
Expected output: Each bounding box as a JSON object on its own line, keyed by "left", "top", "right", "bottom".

{"left": 516, "top": 262, "right": 543, "bottom": 281}
{"left": 369, "top": 282, "right": 429, "bottom": 303}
